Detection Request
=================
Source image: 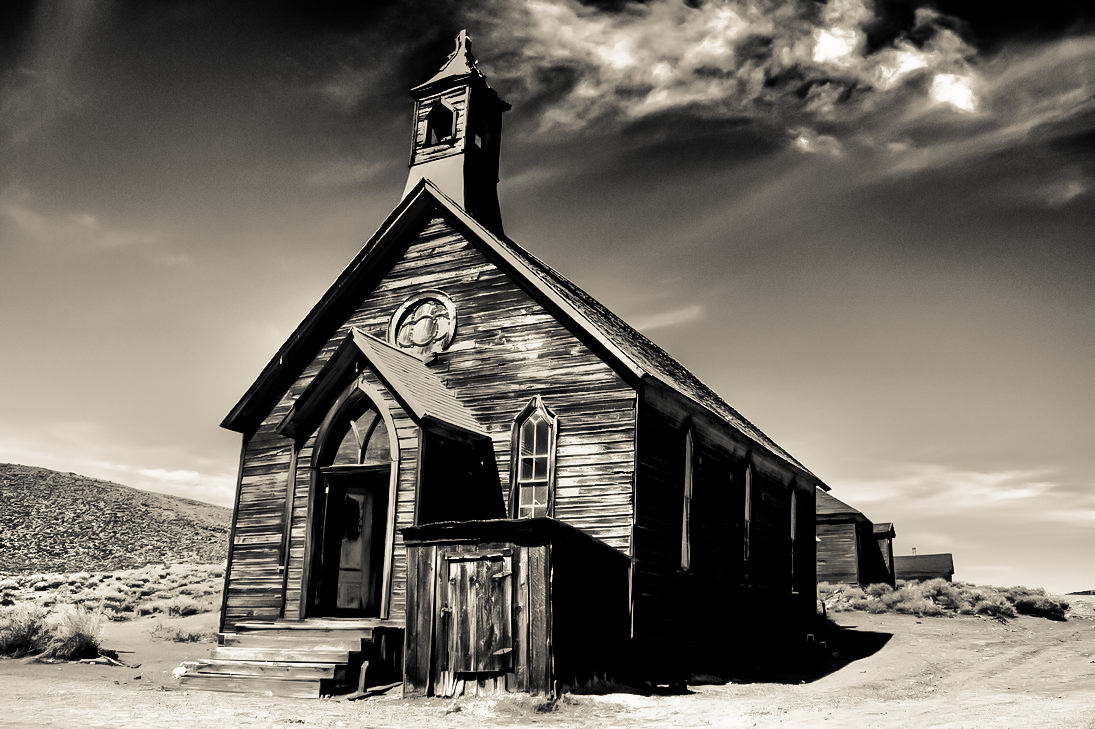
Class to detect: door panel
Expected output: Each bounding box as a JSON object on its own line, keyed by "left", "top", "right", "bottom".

{"left": 446, "top": 554, "right": 513, "bottom": 673}
{"left": 318, "top": 471, "right": 389, "bottom": 617}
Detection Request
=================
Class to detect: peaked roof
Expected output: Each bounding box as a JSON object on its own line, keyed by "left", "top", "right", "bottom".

{"left": 816, "top": 488, "right": 863, "bottom": 517}
{"left": 873, "top": 522, "right": 895, "bottom": 537}
{"left": 412, "top": 30, "right": 484, "bottom": 94}
{"left": 224, "top": 180, "right": 821, "bottom": 484}
{"left": 279, "top": 328, "right": 488, "bottom": 441}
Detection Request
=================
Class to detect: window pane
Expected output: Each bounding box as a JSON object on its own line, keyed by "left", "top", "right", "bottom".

{"left": 332, "top": 429, "right": 360, "bottom": 465}
{"left": 520, "top": 420, "right": 535, "bottom": 456}
{"left": 533, "top": 484, "right": 548, "bottom": 506}
{"left": 361, "top": 419, "right": 389, "bottom": 466}
{"left": 519, "top": 456, "right": 534, "bottom": 481}
{"left": 534, "top": 418, "right": 550, "bottom": 455}
{"left": 533, "top": 456, "right": 547, "bottom": 480}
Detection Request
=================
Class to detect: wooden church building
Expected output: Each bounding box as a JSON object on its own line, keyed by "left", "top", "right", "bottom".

{"left": 193, "top": 32, "right": 829, "bottom": 699}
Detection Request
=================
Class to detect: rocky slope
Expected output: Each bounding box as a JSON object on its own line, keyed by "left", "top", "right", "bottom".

{"left": 0, "top": 463, "right": 230, "bottom": 573}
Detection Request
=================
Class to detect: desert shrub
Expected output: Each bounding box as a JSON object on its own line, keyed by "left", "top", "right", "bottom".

{"left": 865, "top": 583, "right": 893, "bottom": 597}
{"left": 973, "top": 595, "right": 1016, "bottom": 619}
{"left": 843, "top": 587, "right": 866, "bottom": 601}
{"left": 38, "top": 605, "right": 103, "bottom": 660}
{"left": 1013, "top": 596, "right": 1069, "bottom": 621}
{"left": 918, "top": 579, "right": 975, "bottom": 612}
{"left": 0, "top": 605, "right": 49, "bottom": 656}
{"left": 894, "top": 597, "right": 946, "bottom": 617}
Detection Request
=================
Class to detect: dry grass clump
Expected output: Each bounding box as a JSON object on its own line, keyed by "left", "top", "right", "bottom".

{"left": 0, "top": 604, "right": 49, "bottom": 656}
{"left": 0, "top": 604, "right": 104, "bottom": 659}
{"left": 821, "top": 579, "right": 1070, "bottom": 621}
{"left": 38, "top": 605, "right": 104, "bottom": 660}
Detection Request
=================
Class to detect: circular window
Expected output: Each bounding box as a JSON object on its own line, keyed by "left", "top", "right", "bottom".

{"left": 388, "top": 290, "right": 457, "bottom": 358}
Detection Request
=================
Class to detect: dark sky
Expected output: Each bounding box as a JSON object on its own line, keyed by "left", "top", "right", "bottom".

{"left": 1, "top": 0, "right": 1093, "bottom": 591}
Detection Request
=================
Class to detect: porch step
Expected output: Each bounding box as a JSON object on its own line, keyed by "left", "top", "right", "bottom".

{"left": 211, "top": 645, "right": 359, "bottom": 664}
{"left": 221, "top": 632, "right": 368, "bottom": 652}
{"left": 178, "top": 672, "right": 323, "bottom": 699}
{"left": 189, "top": 659, "right": 341, "bottom": 680}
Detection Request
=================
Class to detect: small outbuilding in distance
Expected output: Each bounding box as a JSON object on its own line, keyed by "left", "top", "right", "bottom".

{"left": 193, "top": 31, "right": 831, "bottom": 699}
{"left": 895, "top": 553, "right": 956, "bottom": 583}
{"left": 815, "top": 488, "right": 897, "bottom": 588}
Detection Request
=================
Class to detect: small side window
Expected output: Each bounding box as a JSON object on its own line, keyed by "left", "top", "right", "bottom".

{"left": 510, "top": 396, "right": 557, "bottom": 519}
{"left": 743, "top": 463, "right": 753, "bottom": 564}
{"left": 681, "top": 429, "right": 693, "bottom": 571}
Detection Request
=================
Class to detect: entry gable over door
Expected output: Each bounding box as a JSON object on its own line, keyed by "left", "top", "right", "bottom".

{"left": 279, "top": 328, "right": 489, "bottom": 444}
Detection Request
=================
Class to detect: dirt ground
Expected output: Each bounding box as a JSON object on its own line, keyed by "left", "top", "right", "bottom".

{"left": 3, "top": 600, "right": 1094, "bottom": 729}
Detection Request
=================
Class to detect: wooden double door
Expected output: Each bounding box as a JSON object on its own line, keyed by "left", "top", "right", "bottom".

{"left": 315, "top": 470, "right": 389, "bottom": 617}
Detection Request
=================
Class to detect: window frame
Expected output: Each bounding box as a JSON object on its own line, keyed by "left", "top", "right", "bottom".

{"left": 508, "top": 395, "right": 558, "bottom": 519}
{"left": 743, "top": 462, "right": 753, "bottom": 566}
{"left": 424, "top": 101, "right": 457, "bottom": 147}
{"left": 681, "top": 427, "right": 694, "bottom": 571}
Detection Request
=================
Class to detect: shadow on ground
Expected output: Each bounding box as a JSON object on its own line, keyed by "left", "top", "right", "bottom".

{"left": 718, "top": 617, "right": 893, "bottom": 686}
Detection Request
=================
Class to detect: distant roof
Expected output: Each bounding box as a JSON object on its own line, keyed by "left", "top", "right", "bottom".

{"left": 895, "top": 553, "right": 955, "bottom": 580}
{"left": 225, "top": 181, "right": 821, "bottom": 485}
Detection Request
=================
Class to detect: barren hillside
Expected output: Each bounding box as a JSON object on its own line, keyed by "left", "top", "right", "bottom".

{"left": 0, "top": 463, "right": 229, "bottom": 573}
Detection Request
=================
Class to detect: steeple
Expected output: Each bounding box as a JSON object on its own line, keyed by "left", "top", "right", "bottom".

{"left": 402, "top": 31, "right": 510, "bottom": 235}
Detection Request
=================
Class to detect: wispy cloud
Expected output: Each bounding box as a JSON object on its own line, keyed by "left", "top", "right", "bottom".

{"left": 0, "top": 184, "right": 180, "bottom": 262}
{"left": 0, "top": 420, "right": 235, "bottom": 507}
{"left": 305, "top": 160, "right": 382, "bottom": 188}
{"left": 630, "top": 304, "right": 704, "bottom": 332}
{"left": 832, "top": 461, "right": 1093, "bottom": 526}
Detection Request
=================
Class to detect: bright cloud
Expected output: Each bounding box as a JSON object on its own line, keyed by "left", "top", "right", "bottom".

{"left": 930, "top": 73, "right": 977, "bottom": 111}
{"left": 464, "top": 0, "right": 1094, "bottom": 175}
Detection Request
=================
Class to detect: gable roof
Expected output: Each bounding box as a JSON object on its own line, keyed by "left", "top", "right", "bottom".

{"left": 873, "top": 522, "right": 896, "bottom": 538}
{"left": 224, "top": 180, "right": 821, "bottom": 484}
{"left": 279, "top": 328, "right": 488, "bottom": 442}
{"left": 816, "top": 488, "right": 864, "bottom": 517}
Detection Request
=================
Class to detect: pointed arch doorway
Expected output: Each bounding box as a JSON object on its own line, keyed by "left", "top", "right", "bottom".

{"left": 307, "top": 385, "right": 396, "bottom": 618}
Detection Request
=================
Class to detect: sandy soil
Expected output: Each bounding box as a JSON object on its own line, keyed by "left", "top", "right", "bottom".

{"left": 3, "top": 603, "right": 1094, "bottom": 729}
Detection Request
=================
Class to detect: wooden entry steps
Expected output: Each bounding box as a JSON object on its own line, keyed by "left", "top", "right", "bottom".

{"left": 179, "top": 621, "right": 375, "bottom": 698}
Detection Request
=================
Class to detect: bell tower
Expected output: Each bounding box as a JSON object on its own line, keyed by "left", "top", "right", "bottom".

{"left": 402, "top": 30, "right": 510, "bottom": 236}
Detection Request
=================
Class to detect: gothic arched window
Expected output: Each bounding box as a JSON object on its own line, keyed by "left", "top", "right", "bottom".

{"left": 510, "top": 396, "right": 557, "bottom": 519}
{"left": 326, "top": 401, "right": 391, "bottom": 468}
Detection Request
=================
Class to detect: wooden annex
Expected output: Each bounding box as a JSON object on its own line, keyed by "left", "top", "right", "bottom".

{"left": 194, "top": 32, "right": 830, "bottom": 699}
{"left": 815, "top": 489, "right": 896, "bottom": 587}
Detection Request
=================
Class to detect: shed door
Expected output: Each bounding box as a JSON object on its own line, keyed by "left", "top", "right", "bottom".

{"left": 446, "top": 554, "right": 513, "bottom": 673}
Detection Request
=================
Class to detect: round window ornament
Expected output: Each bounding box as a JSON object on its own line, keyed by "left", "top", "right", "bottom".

{"left": 388, "top": 290, "right": 457, "bottom": 359}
